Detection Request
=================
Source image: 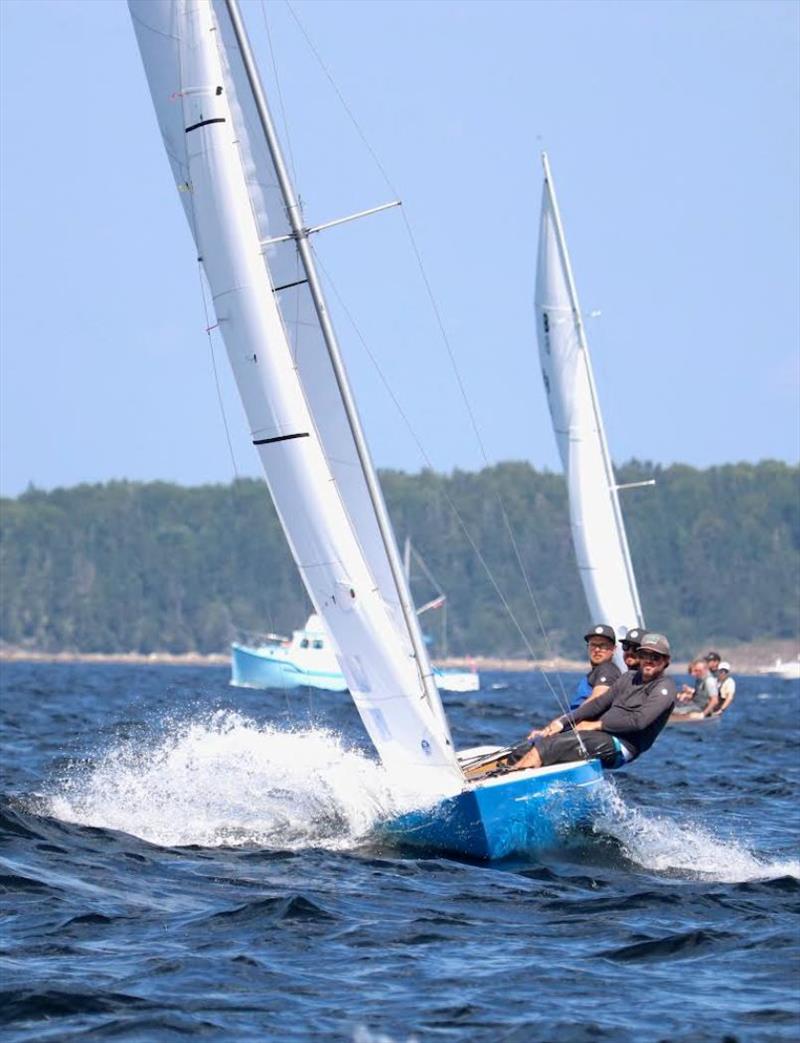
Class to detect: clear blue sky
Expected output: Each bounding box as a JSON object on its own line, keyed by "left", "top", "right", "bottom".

{"left": 1, "top": 0, "right": 798, "bottom": 496}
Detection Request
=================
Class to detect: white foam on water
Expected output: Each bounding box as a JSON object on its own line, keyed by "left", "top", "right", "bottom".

{"left": 353, "top": 1029, "right": 419, "bottom": 1043}
{"left": 594, "top": 784, "right": 800, "bottom": 883}
{"left": 46, "top": 710, "right": 436, "bottom": 850}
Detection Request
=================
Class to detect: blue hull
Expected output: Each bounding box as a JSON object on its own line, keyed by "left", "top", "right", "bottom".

{"left": 384, "top": 759, "right": 604, "bottom": 861}
{"left": 230, "top": 643, "right": 348, "bottom": 692}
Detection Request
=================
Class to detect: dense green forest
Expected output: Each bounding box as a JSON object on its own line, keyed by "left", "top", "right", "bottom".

{"left": 1, "top": 461, "right": 797, "bottom": 658}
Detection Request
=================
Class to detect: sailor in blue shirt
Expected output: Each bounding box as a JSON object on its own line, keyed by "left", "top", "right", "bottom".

{"left": 568, "top": 624, "right": 621, "bottom": 711}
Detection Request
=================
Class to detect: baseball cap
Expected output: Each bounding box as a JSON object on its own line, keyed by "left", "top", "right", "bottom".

{"left": 638, "top": 632, "right": 671, "bottom": 656}
{"left": 718, "top": 660, "right": 731, "bottom": 672}
{"left": 621, "top": 627, "right": 644, "bottom": 648}
{"left": 705, "top": 651, "right": 721, "bottom": 661}
{"left": 583, "top": 624, "right": 616, "bottom": 644}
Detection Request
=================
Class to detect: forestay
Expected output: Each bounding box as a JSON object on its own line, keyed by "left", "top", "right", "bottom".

{"left": 128, "top": 0, "right": 461, "bottom": 793}
{"left": 535, "top": 155, "right": 643, "bottom": 641}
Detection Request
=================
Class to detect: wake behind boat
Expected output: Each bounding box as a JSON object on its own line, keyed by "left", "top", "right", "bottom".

{"left": 130, "top": 0, "right": 621, "bottom": 860}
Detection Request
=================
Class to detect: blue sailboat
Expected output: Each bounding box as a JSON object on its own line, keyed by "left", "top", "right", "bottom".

{"left": 129, "top": 0, "right": 602, "bottom": 861}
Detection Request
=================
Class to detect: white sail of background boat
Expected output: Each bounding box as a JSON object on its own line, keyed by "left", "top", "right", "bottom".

{"left": 128, "top": 0, "right": 604, "bottom": 859}
{"left": 535, "top": 153, "right": 645, "bottom": 642}
{"left": 129, "top": 0, "right": 460, "bottom": 794}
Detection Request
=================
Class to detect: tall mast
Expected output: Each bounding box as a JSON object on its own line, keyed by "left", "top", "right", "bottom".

{"left": 540, "top": 152, "right": 643, "bottom": 626}
{"left": 223, "top": 0, "right": 447, "bottom": 721}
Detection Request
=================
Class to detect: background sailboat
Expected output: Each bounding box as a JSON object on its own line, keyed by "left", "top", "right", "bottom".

{"left": 535, "top": 153, "right": 648, "bottom": 647}
{"left": 129, "top": 0, "right": 603, "bottom": 858}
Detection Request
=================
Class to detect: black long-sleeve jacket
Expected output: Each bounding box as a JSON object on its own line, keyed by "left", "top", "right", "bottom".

{"left": 559, "top": 669, "right": 677, "bottom": 759}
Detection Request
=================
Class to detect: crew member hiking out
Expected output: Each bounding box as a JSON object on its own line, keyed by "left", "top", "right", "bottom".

{"left": 465, "top": 633, "right": 676, "bottom": 778}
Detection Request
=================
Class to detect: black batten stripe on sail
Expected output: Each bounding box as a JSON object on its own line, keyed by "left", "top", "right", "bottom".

{"left": 185, "top": 117, "right": 227, "bottom": 134}
{"left": 252, "top": 432, "right": 310, "bottom": 446}
{"left": 272, "top": 278, "right": 309, "bottom": 293}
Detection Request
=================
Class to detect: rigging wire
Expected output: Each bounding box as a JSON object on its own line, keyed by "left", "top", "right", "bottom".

{"left": 312, "top": 247, "right": 577, "bottom": 725}
{"left": 259, "top": 0, "right": 299, "bottom": 194}
{"left": 284, "top": 0, "right": 580, "bottom": 735}
{"left": 194, "top": 264, "right": 241, "bottom": 483}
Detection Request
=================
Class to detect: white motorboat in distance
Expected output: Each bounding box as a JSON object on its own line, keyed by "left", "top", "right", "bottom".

{"left": 757, "top": 657, "right": 800, "bottom": 681}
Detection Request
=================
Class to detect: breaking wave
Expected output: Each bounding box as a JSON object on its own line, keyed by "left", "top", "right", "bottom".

{"left": 594, "top": 784, "right": 800, "bottom": 883}
{"left": 44, "top": 711, "right": 433, "bottom": 850}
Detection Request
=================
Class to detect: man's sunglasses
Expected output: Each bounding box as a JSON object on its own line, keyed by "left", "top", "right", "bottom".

{"left": 621, "top": 642, "right": 638, "bottom": 652}
{"left": 638, "top": 650, "right": 666, "bottom": 662}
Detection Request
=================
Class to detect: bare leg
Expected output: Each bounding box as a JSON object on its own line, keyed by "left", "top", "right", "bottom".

{"left": 512, "top": 746, "right": 542, "bottom": 770}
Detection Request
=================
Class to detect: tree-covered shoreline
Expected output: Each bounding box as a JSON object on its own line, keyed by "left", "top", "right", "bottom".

{"left": 1, "top": 461, "right": 797, "bottom": 659}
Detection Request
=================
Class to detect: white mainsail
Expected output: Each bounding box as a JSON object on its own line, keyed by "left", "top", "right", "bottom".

{"left": 129, "top": 0, "right": 461, "bottom": 793}
{"left": 535, "top": 154, "right": 643, "bottom": 640}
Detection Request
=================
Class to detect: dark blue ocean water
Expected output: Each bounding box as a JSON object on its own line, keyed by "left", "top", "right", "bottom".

{"left": 1, "top": 662, "right": 798, "bottom": 1042}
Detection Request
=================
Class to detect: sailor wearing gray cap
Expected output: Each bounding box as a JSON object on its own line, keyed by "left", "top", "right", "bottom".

{"left": 638, "top": 633, "right": 671, "bottom": 656}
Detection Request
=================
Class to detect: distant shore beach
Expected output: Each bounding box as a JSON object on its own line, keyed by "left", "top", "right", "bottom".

{"left": 2, "top": 639, "right": 797, "bottom": 674}
{"left": 0, "top": 648, "right": 584, "bottom": 672}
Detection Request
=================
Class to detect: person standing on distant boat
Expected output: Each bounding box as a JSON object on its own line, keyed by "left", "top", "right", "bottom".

{"left": 621, "top": 627, "right": 645, "bottom": 672}
{"left": 566, "top": 624, "right": 621, "bottom": 711}
{"left": 673, "top": 657, "right": 720, "bottom": 718}
{"left": 716, "top": 661, "right": 736, "bottom": 714}
{"left": 469, "top": 633, "right": 676, "bottom": 776}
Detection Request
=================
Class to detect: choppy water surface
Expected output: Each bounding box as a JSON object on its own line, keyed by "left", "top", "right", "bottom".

{"left": 2, "top": 663, "right": 798, "bottom": 1041}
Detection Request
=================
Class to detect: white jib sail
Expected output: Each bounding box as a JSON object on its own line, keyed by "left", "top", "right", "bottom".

{"left": 128, "top": 0, "right": 461, "bottom": 794}
{"left": 535, "top": 155, "right": 643, "bottom": 641}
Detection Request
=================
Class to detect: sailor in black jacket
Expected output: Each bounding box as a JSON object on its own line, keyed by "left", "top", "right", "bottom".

{"left": 503, "top": 633, "right": 676, "bottom": 773}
